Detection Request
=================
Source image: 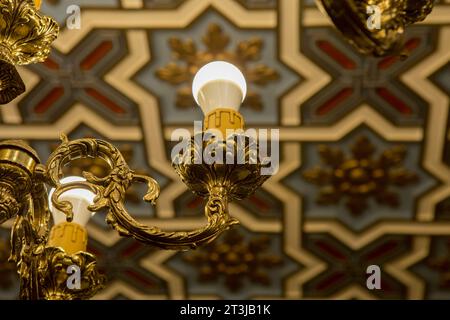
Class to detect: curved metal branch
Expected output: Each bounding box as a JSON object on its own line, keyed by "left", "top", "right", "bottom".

{"left": 102, "top": 184, "right": 238, "bottom": 250}
{"left": 45, "top": 135, "right": 238, "bottom": 250}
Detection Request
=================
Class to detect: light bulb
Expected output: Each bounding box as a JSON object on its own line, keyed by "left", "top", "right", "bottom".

{"left": 192, "top": 61, "right": 247, "bottom": 115}
{"left": 34, "top": 0, "right": 42, "bottom": 9}
{"left": 48, "top": 176, "right": 96, "bottom": 227}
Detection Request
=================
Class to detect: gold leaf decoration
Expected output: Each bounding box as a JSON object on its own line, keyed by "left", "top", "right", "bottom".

{"left": 183, "top": 229, "right": 283, "bottom": 291}
{"left": 303, "top": 136, "right": 419, "bottom": 215}
{"left": 0, "top": 0, "right": 59, "bottom": 65}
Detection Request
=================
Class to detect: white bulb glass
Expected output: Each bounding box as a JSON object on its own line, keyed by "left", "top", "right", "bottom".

{"left": 48, "top": 176, "right": 96, "bottom": 227}
{"left": 192, "top": 61, "right": 247, "bottom": 114}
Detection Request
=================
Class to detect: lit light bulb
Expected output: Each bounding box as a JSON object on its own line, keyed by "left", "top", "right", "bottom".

{"left": 192, "top": 61, "right": 247, "bottom": 138}
{"left": 47, "top": 176, "right": 96, "bottom": 254}
{"left": 48, "top": 176, "right": 96, "bottom": 227}
{"left": 192, "top": 61, "right": 247, "bottom": 115}
{"left": 34, "top": 0, "right": 42, "bottom": 9}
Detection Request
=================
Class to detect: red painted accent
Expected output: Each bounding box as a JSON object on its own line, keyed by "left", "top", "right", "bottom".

{"left": 124, "top": 269, "right": 156, "bottom": 288}
{"left": 121, "top": 241, "right": 143, "bottom": 258}
{"left": 80, "top": 41, "right": 113, "bottom": 70}
{"left": 187, "top": 196, "right": 203, "bottom": 209}
{"left": 380, "top": 279, "right": 393, "bottom": 293}
{"left": 377, "top": 87, "right": 413, "bottom": 115}
{"left": 405, "top": 38, "right": 421, "bottom": 51}
{"left": 316, "top": 271, "right": 346, "bottom": 291}
{"left": 34, "top": 87, "right": 64, "bottom": 113}
{"left": 378, "top": 56, "right": 398, "bottom": 70}
{"left": 316, "top": 240, "right": 347, "bottom": 261}
{"left": 43, "top": 58, "right": 59, "bottom": 70}
{"left": 249, "top": 195, "right": 271, "bottom": 213}
{"left": 363, "top": 240, "right": 398, "bottom": 262}
{"left": 86, "top": 245, "right": 101, "bottom": 257}
{"left": 85, "top": 88, "right": 126, "bottom": 114}
{"left": 317, "top": 40, "right": 357, "bottom": 70}
{"left": 316, "top": 88, "right": 353, "bottom": 115}
{"left": 378, "top": 38, "right": 421, "bottom": 69}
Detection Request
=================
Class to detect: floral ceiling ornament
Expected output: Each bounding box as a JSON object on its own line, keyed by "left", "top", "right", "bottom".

{"left": 156, "top": 23, "right": 280, "bottom": 111}
{"left": 303, "top": 136, "right": 419, "bottom": 215}
{"left": 183, "top": 229, "right": 283, "bottom": 291}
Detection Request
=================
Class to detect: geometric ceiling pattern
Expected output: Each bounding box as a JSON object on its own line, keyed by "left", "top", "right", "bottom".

{"left": 1, "top": 0, "right": 450, "bottom": 299}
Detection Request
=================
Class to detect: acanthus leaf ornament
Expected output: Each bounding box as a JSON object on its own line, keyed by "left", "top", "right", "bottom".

{"left": 36, "top": 247, "right": 105, "bottom": 300}
{"left": 0, "top": 0, "right": 59, "bottom": 104}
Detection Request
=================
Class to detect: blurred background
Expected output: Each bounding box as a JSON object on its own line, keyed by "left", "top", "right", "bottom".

{"left": 1, "top": 0, "right": 450, "bottom": 299}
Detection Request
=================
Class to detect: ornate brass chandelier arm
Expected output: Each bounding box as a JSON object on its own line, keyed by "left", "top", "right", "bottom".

{"left": 29, "top": 179, "right": 51, "bottom": 239}
{"left": 0, "top": 140, "right": 53, "bottom": 299}
{"left": 10, "top": 177, "right": 52, "bottom": 300}
{"left": 45, "top": 135, "right": 238, "bottom": 250}
{"left": 0, "top": 141, "right": 48, "bottom": 258}
{"left": 103, "top": 186, "right": 239, "bottom": 250}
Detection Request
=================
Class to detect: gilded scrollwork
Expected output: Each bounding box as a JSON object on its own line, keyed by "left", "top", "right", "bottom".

{"left": 0, "top": 0, "right": 59, "bottom": 65}
{"left": 172, "top": 134, "right": 271, "bottom": 201}
{"left": 36, "top": 247, "right": 105, "bottom": 300}
{"left": 0, "top": 0, "right": 59, "bottom": 104}
{"left": 0, "top": 164, "right": 28, "bottom": 224}
{"left": 172, "top": 134, "right": 271, "bottom": 244}
{"left": 9, "top": 180, "right": 51, "bottom": 299}
{"left": 44, "top": 134, "right": 254, "bottom": 250}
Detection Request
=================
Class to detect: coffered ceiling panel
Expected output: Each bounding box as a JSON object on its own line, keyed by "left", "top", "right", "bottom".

{"left": 1, "top": 0, "right": 450, "bottom": 300}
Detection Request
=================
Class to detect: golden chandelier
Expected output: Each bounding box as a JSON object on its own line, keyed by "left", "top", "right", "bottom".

{"left": 0, "top": 0, "right": 435, "bottom": 300}
{"left": 316, "top": 0, "right": 435, "bottom": 57}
